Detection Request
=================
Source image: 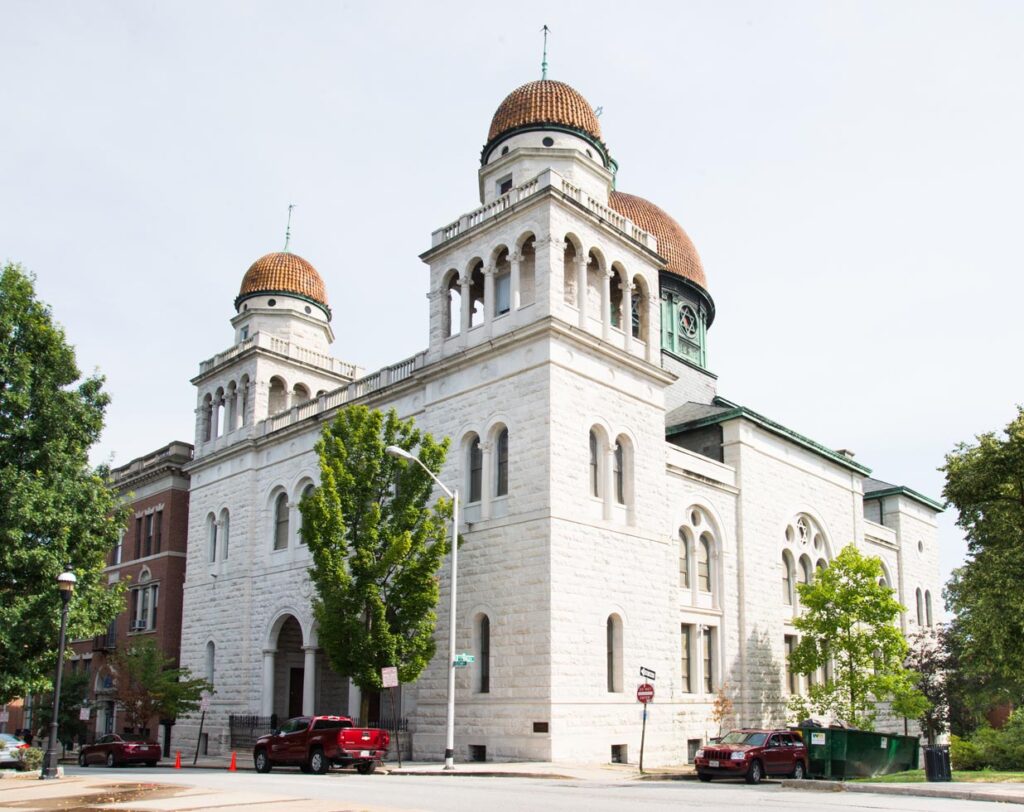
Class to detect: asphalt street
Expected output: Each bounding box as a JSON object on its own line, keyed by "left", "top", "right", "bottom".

{"left": 19, "top": 765, "right": 1001, "bottom": 812}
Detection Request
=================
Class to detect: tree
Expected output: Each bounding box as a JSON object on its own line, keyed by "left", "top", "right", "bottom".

{"left": 709, "top": 683, "right": 735, "bottom": 737}
{"left": 894, "top": 628, "right": 945, "bottom": 742}
{"left": 943, "top": 407, "right": 1024, "bottom": 697}
{"left": 0, "top": 263, "right": 128, "bottom": 703}
{"left": 787, "top": 544, "right": 926, "bottom": 730}
{"left": 110, "top": 639, "right": 210, "bottom": 734}
{"left": 32, "top": 670, "right": 90, "bottom": 744}
{"left": 300, "top": 406, "right": 452, "bottom": 721}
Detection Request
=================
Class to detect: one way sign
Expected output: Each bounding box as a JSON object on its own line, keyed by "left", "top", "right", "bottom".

{"left": 640, "top": 666, "right": 656, "bottom": 681}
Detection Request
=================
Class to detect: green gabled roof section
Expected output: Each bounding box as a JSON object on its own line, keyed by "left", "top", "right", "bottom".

{"left": 863, "top": 477, "right": 944, "bottom": 513}
{"left": 665, "top": 396, "right": 873, "bottom": 476}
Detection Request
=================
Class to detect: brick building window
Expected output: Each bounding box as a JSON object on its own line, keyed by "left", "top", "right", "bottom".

{"left": 131, "top": 584, "right": 159, "bottom": 631}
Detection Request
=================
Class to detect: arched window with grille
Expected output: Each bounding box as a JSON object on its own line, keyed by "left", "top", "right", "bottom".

{"left": 273, "top": 492, "right": 289, "bottom": 550}
{"left": 697, "top": 534, "right": 712, "bottom": 593}
{"left": 495, "top": 428, "right": 509, "bottom": 497}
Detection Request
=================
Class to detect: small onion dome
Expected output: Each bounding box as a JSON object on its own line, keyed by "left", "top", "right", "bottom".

{"left": 482, "top": 79, "right": 611, "bottom": 167}
{"left": 609, "top": 191, "right": 707, "bottom": 291}
{"left": 235, "top": 251, "right": 330, "bottom": 318}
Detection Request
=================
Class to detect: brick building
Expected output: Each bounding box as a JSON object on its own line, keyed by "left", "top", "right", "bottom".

{"left": 67, "top": 441, "right": 192, "bottom": 753}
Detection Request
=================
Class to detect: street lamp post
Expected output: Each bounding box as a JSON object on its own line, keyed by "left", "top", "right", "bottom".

{"left": 385, "top": 445, "right": 459, "bottom": 771}
{"left": 41, "top": 569, "right": 77, "bottom": 779}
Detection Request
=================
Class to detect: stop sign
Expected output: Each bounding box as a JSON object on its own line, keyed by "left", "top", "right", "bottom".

{"left": 636, "top": 683, "right": 655, "bottom": 703}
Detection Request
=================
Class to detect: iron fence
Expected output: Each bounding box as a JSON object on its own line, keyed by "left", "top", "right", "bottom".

{"left": 228, "top": 714, "right": 278, "bottom": 750}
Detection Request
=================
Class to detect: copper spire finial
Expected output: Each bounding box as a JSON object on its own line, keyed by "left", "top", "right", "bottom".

{"left": 283, "top": 203, "right": 295, "bottom": 252}
{"left": 541, "top": 25, "right": 550, "bottom": 80}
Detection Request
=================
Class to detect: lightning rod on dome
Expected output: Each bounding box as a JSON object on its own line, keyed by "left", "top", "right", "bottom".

{"left": 283, "top": 203, "right": 295, "bottom": 252}
{"left": 540, "top": 24, "right": 550, "bottom": 80}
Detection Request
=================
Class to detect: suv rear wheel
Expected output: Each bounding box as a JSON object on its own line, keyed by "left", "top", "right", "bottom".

{"left": 254, "top": 749, "right": 271, "bottom": 773}
{"left": 309, "top": 747, "right": 327, "bottom": 775}
{"left": 792, "top": 760, "right": 805, "bottom": 780}
{"left": 356, "top": 761, "right": 376, "bottom": 775}
{"left": 745, "top": 759, "right": 763, "bottom": 785}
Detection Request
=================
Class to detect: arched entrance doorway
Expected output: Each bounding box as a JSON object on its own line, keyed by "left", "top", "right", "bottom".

{"left": 260, "top": 612, "right": 350, "bottom": 719}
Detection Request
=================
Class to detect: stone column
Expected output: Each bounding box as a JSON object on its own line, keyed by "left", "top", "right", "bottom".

{"left": 459, "top": 276, "right": 472, "bottom": 335}
{"left": 576, "top": 257, "right": 589, "bottom": 329}
{"left": 261, "top": 649, "right": 276, "bottom": 717}
{"left": 509, "top": 252, "right": 521, "bottom": 311}
{"left": 603, "top": 447, "right": 616, "bottom": 521}
{"left": 646, "top": 295, "right": 659, "bottom": 363}
{"left": 302, "top": 646, "right": 317, "bottom": 715}
{"left": 480, "top": 442, "right": 493, "bottom": 521}
{"left": 622, "top": 283, "right": 634, "bottom": 353}
{"left": 601, "top": 269, "right": 612, "bottom": 341}
{"left": 483, "top": 264, "right": 495, "bottom": 337}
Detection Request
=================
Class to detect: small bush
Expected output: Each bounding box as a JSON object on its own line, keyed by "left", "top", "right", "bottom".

{"left": 17, "top": 747, "right": 44, "bottom": 772}
{"left": 950, "top": 734, "right": 985, "bottom": 770}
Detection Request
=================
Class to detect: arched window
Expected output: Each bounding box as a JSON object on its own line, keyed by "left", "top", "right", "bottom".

{"left": 679, "top": 529, "right": 690, "bottom": 589}
{"left": 239, "top": 375, "right": 250, "bottom": 427}
{"left": 273, "top": 492, "right": 289, "bottom": 550}
{"left": 916, "top": 588, "right": 924, "bottom": 625}
{"left": 697, "top": 534, "right": 712, "bottom": 593}
{"left": 925, "top": 590, "right": 933, "bottom": 627}
{"left": 816, "top": 558, "right": 827, "bottom": 573}
{"left": 206, "top": 514, "right": 217, "bottom": 563}
{"left": 445, "top": 270, "right": 461, "bottom": 337}
{"left": 205, "top": 641, "right": 216, "bottom": 687}
{"left": 495, "top": 428, "right": 509, "bottom": 497}
{"left": 518, "top": 235, "right": 536, "bottom": 306}
{"left": 299, "top": 484, "right": 315, "bottom": 545}
{"left": 563, "top": 239, "right": 578, "bottom": 305}
{"left": 468, "top": 261, "right": 485, "bottom": 328}
{"left": 493, "top": 248, "right": 511, "bottom": 317}
{"left": 219, "top": 509, "right": 230, "bottom": 561}
{"left": 799, "top": 555, "right": 813, "bottom": 588}
{"left": 477, "top": 614, "right": 490, "bottom": 694}
{"left": 467, "top": 435, "right": 483, "bottom": 503}
{"left": 606, "top": 614, "right": 623, "bottom": 692}
{"left": 609, "top": 265, "right": 625, "bottom": 328}
{"left": 214, "top": 387, "right": 225, "bottom": 438}
{"left": 782, "top": 550, "right": 794, "bottom": 605}
{"left": 613, "top": 442, "right": 625, "bottom": 505}
{"left": 588, "top": 430, "right": 600, "bottom": 497}
{"left": 268, "top": 377, "right": 287, "bottom": 414}
{"left": 293, "top": 383, "right": 311, "bottom": 404}
{"left": 201, "top": 394, "right": 213, "bottom": 442}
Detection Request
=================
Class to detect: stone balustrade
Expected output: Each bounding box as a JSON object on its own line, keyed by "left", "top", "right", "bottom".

{"left": 199, "top": 332, "right": 361, "bottom": 379}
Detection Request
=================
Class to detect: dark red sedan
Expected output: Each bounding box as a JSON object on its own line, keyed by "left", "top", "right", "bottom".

{"left": 78, "top": 734, "right": 161, "bottom": 767}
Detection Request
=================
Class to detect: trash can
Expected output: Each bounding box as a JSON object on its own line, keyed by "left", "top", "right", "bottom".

{"left": 923, "top": 745, "right": 952, "bottom": 782}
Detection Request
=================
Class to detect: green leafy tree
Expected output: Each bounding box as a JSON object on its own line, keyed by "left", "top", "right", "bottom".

{"left": 0, "top": 263, "right": 128, "bottom": 703}
{"left": 32, "top": 670, "right": 90, "bottom": 744}
{"left": 787, "top": 544, "right": 926, "bottom": 730}
{"left": 110, "top": 639, "right": 210, "bottom": 734}
{"left": 300, "top": 406, "right": 451, "bottom": 721}
{"left": 942, "top": 619, "right": 1015, "bottom": 737}
{"left": 943, "top": 407, "right": 1024, "bottom": 697}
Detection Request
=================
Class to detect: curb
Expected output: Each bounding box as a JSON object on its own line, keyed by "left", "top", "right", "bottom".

{"left": 386, "top": 770, "right": 574, "bottom": 780}
{"left": 780, "top": 779, "right": 1024, "bottom": 806}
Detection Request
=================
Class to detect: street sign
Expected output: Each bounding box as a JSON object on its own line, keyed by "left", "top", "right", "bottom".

{"left": 79, "top": 707, "right": 90, "bottom": 721}
{"left": 640, "top": 666, "right": 656, "bottom": 681}
{"left": 381, "top": 666, "right": 399, "bottom": 688}
{"left": 636, "top": 683, "right": 655, "bottom": 704}
{"left": 453, "top": 653, "right": 476, "bottom": 668}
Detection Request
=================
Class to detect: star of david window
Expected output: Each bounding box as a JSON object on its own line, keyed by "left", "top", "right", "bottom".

{"left": 797, "top": 516, "right": 811, "bottom": 545}
{"left": 679, "top": 304, "right": 699, "bottom": 338}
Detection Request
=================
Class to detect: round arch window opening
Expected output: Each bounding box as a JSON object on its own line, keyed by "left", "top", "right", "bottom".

{"left": 267, "top": 298, "right": 277, "bottom": 307}
{"left": 542, "top": 136, "right": 555, "bottom": 147}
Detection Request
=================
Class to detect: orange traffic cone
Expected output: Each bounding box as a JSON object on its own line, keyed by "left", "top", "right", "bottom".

{"left": 174, "top": 751, "right": 181, "bottom": 769}
{"left": 228, "top": 751, "right": 237, "bottom": 771}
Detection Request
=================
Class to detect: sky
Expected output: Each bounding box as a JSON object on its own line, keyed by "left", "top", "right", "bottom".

{"left": 2, "top": 1, "right": 1021, "bottom": 604}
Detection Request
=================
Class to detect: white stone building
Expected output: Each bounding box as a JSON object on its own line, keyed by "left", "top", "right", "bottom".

{"left": 177, "top": 78, "right": 943, "bottom": 766}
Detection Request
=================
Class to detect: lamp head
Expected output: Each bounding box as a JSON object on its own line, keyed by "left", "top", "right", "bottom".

{"left": 57, "top": 570, "right": 77, "bottom": 594}
{"left": 385, "top": 445, "right": 416, "bottom": 461}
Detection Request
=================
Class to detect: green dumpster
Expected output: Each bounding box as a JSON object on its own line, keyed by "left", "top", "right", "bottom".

{"left": 796, "top": 725, "right": 919, "bottom": 779}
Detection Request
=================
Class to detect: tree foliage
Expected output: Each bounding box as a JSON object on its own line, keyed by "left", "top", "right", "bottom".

{"left": 110, "top": 639, "right": 210, "bottom": 734}
{"left": 787, "top": 544, "right": 926, "bottom": 730}
{"left": 32, "top": 670, "right": 90, "bottom": 742}
{"left": 943, "top": 406, "right": 1024, "bottom": 697}
{"left": 0, "top": 263, "right": 128, "bottom": 703}
{"left": 300, "top": 406, "right": 452, "bottom": 713}
{"left": 895, "top": 627, "right": 947, "bottom": 743}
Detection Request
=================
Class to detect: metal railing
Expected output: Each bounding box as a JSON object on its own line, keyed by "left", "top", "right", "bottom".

{"left": 228, "top": 714, "right": 279, "bottom": 750}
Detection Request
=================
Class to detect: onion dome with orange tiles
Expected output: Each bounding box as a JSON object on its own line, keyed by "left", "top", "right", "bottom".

{"left": 235, "top": 251, "right": 330, "bottom": 318}
{"left": 609, "top": 191, "right": 708, "bottom": 292}
{"left": 482, "top": 79, "right": 612, "bottom": 167}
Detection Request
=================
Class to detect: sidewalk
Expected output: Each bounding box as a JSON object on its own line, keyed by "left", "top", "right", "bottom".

{"left": 782, "top": 777, "right": 1024, "bottom": 806}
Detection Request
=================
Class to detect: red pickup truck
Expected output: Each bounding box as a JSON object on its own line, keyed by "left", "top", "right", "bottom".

{"left": 253, "top": 715, "right": 390, "bottom": 775}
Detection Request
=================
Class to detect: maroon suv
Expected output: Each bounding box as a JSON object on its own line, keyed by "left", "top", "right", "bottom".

{"left": 695, "top": 729, "right": 807, "bottom": 784}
